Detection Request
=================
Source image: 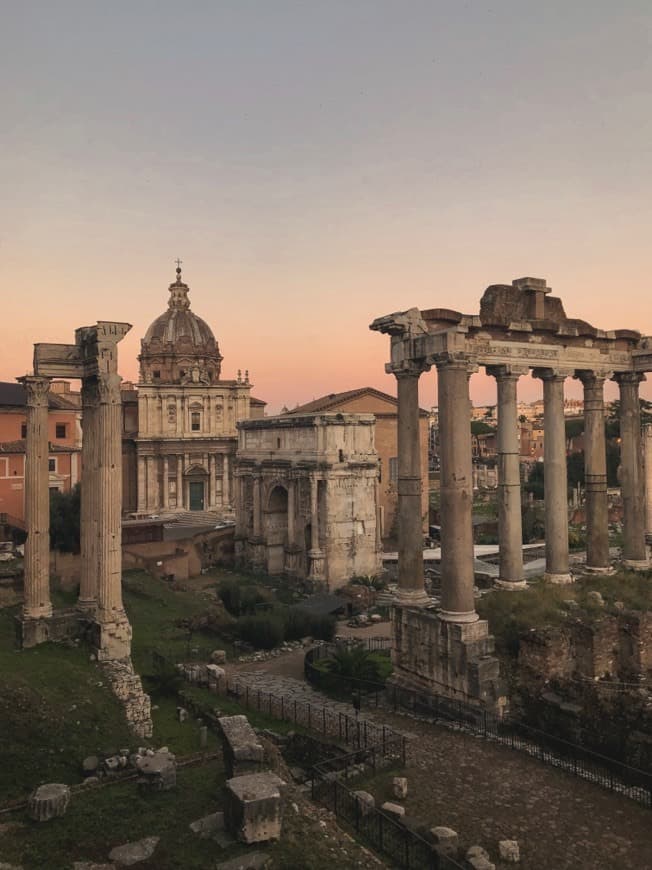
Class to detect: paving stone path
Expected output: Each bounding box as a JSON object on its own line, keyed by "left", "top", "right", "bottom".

{"left": 226, "top": 668, "right": 652, "bottom": 870}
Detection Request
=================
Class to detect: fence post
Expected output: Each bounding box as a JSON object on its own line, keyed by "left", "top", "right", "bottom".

{"left": 356, "top": 719, "right": 361, "bottom": 749}
{"left": 483, "top": 709, "right": 487, "bottom": 739}
{"left": 308, "top": 703, "right": 311, "bottom": 729}
{"left": 383, "top": 726, "right": 387, "bottom": 757}
{"left": 281, "top": 695, "right": 284, "bottom": 719}
{"left": 323, "top": 707, "right": 326, "bottom": 735}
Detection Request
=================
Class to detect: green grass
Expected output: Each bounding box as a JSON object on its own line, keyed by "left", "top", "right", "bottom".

{"left": 182, "top": 684, "right": 309, "bottom": 736}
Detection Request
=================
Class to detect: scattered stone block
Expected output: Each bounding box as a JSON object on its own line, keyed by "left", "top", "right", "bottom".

{"left": 430, "top": 826, "right": 459, "bottom": 857}
{"left": 498, "top": 839, "right": 520, "bottom": 863}
{"left": 211, "top": 649, "right": 227, "bottom": 664}
{"left": 587, "top": 591, "right": 605, "bottom": 606}
{"left": 81, "top": 776, "right": 100, "bottom": 788}
{"left": 224, "top": 772, "right": 284, "bottom": 844}
{"left": 177, "top": 707, "right": 188, "bottom": 722}
{"left": 219, "top": 715, "right": 264, "bottom": 778}
{"left": 352, "top": 790, "right": 375, "bottom": 816}
{"left": 72, "top": 863, "right": 115, "bottom": 870}
{"left": 199, "top": 725, "right": 208, "bottom": 748}
{"left": 136, "top": 749, "right": 177, "bottom": 791}
{"left": 207, "top": 664, "right": 226, "bottom": 693}
{"left": 27, "top": 783, "right": 71, "bottom": 821}
{"left": 466, "top": 845, "right": 495, "bottom": 870}
{"left": 380, "top": 801, "right": 405, "bottom": 821}
{"left": 104, "top": 756, "right": 121, "bottom": 773}
{"left": 392, "top": 776, "right": 408, "bottom": 799}
{"left": 82, "top": 756, "right": 99, "bottom": 776}
{"left": 189, "top": 811, "right": 225, "bottom": 838}
{"left": 108, "top": 836, "right": 159, "bottom": 866}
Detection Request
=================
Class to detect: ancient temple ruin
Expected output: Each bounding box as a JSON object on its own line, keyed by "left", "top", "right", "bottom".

{"left": 18, "top": 322, "right": 133, "bottom": 661}
{"left": 372, "top": 277, "right": 652, "bottom": 706}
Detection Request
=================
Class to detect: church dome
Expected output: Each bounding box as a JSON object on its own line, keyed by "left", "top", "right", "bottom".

{"left": 139, "top": 264, "right": 223, "bottom": 384}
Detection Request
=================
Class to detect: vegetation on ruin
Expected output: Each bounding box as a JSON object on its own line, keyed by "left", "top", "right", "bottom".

{"left": 477, "top": 570, "right": 652, "bottom": 661}
{"left": 49, "top": 483, "right": 81, "bottom": 553}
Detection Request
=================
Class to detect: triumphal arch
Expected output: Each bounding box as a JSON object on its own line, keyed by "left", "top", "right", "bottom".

{"left": 18, "top": 321, "right": 132, "bottom": 661}
{"left": 372, "top": 276, "right": 652, "bottom": 706}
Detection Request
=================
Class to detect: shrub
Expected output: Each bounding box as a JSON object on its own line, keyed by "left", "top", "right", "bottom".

{"left": 219, "top": 580, "right": 265, "bottom": 616}
{"left": 236, "top": 613, "right": 285, "bottom": 650}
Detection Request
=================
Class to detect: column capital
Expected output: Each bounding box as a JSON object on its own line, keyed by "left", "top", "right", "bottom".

{"left": 389, "top": 359, "right": 431, "bottom": 379}
{"left": 574, "top": 369, "right": 612, "bottom": 387}
{"left": 532, "top": 367, "right": 572, "bottom": 383}
{"left": 612, "top": 371, "right": 646, "bottom": 387}
{"left": 18, "top": 375, "right": 50, "bottom": 407}
{"left": 486, "top": 364, "right": 528, "bottom": 381}
{"left": 434, "top": 353, "right": 477, "bottom": 374}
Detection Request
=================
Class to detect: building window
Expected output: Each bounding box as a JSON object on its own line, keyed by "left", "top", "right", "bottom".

{"left": 21, "top": 423, "right": 27, "bottom": 439}
{"left": 48, "top": 458, "right": 56, "bottom": 473}
{"left": 389, "top": 457, "right": 398, "bottom": 483}
{"left": 153, "top": 370, "right": 161, "bottom": 380}
{"left": 191, "top": 411, "right": 201, "bottom": 431}
{"left": 55, "top": 423, "right": 67, "bottom": 439}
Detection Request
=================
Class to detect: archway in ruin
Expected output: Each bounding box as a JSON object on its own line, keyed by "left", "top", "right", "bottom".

{"left": 265, "top": 484, "right": 288, "bottom": 574}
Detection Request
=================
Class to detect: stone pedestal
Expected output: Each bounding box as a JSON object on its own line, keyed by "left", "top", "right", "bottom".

{"left": 307, "top": 548, "right": 326, "bottom": 582}
{"left": 284, "top": 544, "right": 302, "bottom": 577}
{"left": 247, "top": 537, "right": 266, "bottom": 569}
{"left": 389, "top": 605, "right": 504, "bottom": 710}
{"left": 28, "top": 783, "right": 71, "bottom": 821}
{"left": 218, "top": 715, "right": 265, "bottom": 779}
{"left": 225, "top": 772, "right": 284, "bottom": 844}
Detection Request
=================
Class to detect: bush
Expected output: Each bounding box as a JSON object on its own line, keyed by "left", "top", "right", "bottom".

{"left": 283, "top": 608, "right": 336, "bottom": 642}
{"left": 236, "top": 613, "right": 285, "bottom": 650}
{"left": 219, "top": 580, "right": 265, "bottom": 616}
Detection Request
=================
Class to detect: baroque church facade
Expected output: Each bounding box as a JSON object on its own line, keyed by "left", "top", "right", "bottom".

{"left": 134, "top": 264, "right": 263, "bottom": 515}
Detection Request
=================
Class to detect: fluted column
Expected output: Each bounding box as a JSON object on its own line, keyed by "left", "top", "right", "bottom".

{"left": 162, "top": 456, "right": 169, "bottom": 509}
{"left": 534, "top": 368, "right": 572, "bottom": 584}
{"left": 309, "top": 476, "right": 319, "bottom": 552}
{"left": 393, "top": 364, "right": 430, "bottom": 607}
{"left": 576, "top": 371, "right": 611, "bottom": 572}
{"left": 176, "top": 454, "right": 183, "bottom": 508}
{"left": 645, "top": 423, "right": 652, "bottom": 539}
{"left": 79, "top": 379, "right": 99, "bottom": 611}
{"left": 209, "top": 454, "right": 216, "bottom": 507}
{"left": 96, "top": 373, "right": 125, "bottom": 618}
{"left": 19, "top": 376, "right": 52, "bottom": 619}
{"left": 614, "top": 372, "right": 648, "bottom": 567}
{"left": 223, "top": 453, "right": 230, "bottom": 505}
{"left": 437, "top": 357, "right": 478, "bottom": 621}
{"left": 488, "top": 366, "right": 526, "bottom": 589}
{"left": 146, "top": 455, "right": 157, "bottom": 511}
{"left": 136, "top": 454, "right": 146, "bottom": 512}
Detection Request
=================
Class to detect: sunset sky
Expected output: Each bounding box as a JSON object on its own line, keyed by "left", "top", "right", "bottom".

{"left": 3, "top": 1, "right": 651, "bottom": 413}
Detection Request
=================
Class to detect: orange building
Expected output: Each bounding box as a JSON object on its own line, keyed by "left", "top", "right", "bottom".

{"left": 0, "top": 382, "right": 81, "bottom": 527}
{"left": 285, "top": 387, "right": 429, "bottom": 544}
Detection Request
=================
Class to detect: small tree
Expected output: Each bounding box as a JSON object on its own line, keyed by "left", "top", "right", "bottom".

{"left": 49, "top": 484, "right": 81, "bottom": 553}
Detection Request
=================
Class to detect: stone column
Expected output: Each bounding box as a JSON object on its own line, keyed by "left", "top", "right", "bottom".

{"left": 253, "top": 476, "right": 262, "bottom": 537}
{"left": 645, "top": 423, "right": 652, "bottom": 539}
{"left": 19, "top": 376, "right": 52, "bottom": 619}
{"left": 614, "top": 372, "right": 648, "bottom": 567}
{"left": 287, "top": 479, "right": 296, "bottom": 546}
{"left": 136, "top": 454, "right": 146, "bottom": 513}
{"left": 308, "top": 474, "right": 325, "bottom": 580}
{"left": 437, "top": 357, "right": 478, "bottom": 621}
{"left": 79, "top": 379, "right": 99, "bottom": 611}
{"left": 576, "top": 371, "right": 611, "bottom": 572}
{"left": 488, "top": 366, "right": 526, "bottom": 589}
{"left": 392, "top": 365, "right": 430, "bottom": 607}
{"left": 162, "top": 456, "right": 169, "bottom": 510}
{"left": 223, "top": 453, "right": 231, "bottom": 505}
{"left": 176, "top": 454, "right": 184, "bottom": 509}
{"left": 209, "top": 454, "right": 216, "bottom": 508}
{"left": 534, "top": 368, "right": 572, "bottom": 584}
{"left": 146, "top": 455, "right": 157, "bottom": 511}
{"left": 96, "top": 373, "right": 126, "bottom": 618}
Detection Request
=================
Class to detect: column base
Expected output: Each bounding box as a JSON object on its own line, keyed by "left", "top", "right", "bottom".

{"left": 307, "top": 549, "right": 326, "bottom": 582}
{"left": 544, "top": 572, "right": 573, "bottom": 585}
{"left": 76, "top": 597, "right": 97, "bottom": 615}
{"left": 23, "top": 603, "right": 53, "bottom": 620}
{"left": 438, "top": 608, "right": 480, "bottom": 624}
{"left": 582, "top": 564, "right": 615, "bottom": 575}
{"left": 390, "top": 606, "right": 504, "bottom": 713}
{"left": 493, "top": 579, "right": 527, "bottom": 591}
{"left": 395, "top": 588, "right": 432, "bottom": 608}
{"left": 92, "top": 611, "right": 133, "bottom": 661}
{"left": 622, "top": 559, "right": 650, "bottom": 572}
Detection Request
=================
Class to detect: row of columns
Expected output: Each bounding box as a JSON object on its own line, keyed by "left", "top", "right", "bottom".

{"left": 21, "top": 373, "right": 126, "bottom": 623}
{"left": 394, "top": 359, "right": 650, "bottom": 621}
{"left": 136, "top": 452, "right": 231, "bottom": 512}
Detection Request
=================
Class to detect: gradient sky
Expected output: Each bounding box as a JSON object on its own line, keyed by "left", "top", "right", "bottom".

{"left": 2, "top": 1, "right": 651, "bottom": 412}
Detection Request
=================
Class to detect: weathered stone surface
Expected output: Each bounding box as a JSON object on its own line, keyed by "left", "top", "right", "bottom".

{"left": 27, "top": 783, "right": 71, "bottom": 821}
{"left": 82, "top": 755, "right": 99, "bottom": 775}
{"left": 136, "top": 749, "right": 176, "bottom": 791}
{"left": 466, "top": 845, "right": 495, "bottom": 870}
{"left": 72, "top": 863, "right": 116, "bottom": 870}
{"left": 108, "top": 836, "right": 159, "bottom": 866}
{"left": 225, "top": 772, "right": 284, "bottom": 844}
{"left": 498, "top": 839, "right": 520, "bottom": 863}
{"left": 219, "top": 714, "right": 264, "bottom": 778}
{"left": 177, "top": 706, "right": 188, "bottom": 722}
{"left": 392, "top": 776, "right": 408, "bottom": 799}
{"left": 430, "top": 826, "right": 459, "bottom": 856}
{"left": 101, "top": 659, "right": 153, "bottom": 739}
{"left": 352, "top": 790, "right": 375, "bottom": 816}
{"left": 189, "top": 811, "right": 225, "bottom": 838}
{"left": 587, "top": 590, "right": 605, "bottom": 606}
{"left": 380, "top": 801, "right": 405, "bottom": 821}
{"left": 211, "top": 649, "right": 227, "bottom": 664}
{"left": 215, "top": 853, "right": 271, "bottom": 870}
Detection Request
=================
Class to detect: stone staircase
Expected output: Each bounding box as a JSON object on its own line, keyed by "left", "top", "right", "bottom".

{"left": 163, "top": 510, "right": 233, "bottom": 527}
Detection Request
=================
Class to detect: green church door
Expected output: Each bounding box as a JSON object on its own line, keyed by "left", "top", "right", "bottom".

{"left": 189, "top": 481, "right": 205, "bottom": 511}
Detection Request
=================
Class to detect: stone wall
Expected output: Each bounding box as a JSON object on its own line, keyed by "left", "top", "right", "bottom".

{"left": 102, "top": 657, "right": 153, "bottom": 739}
